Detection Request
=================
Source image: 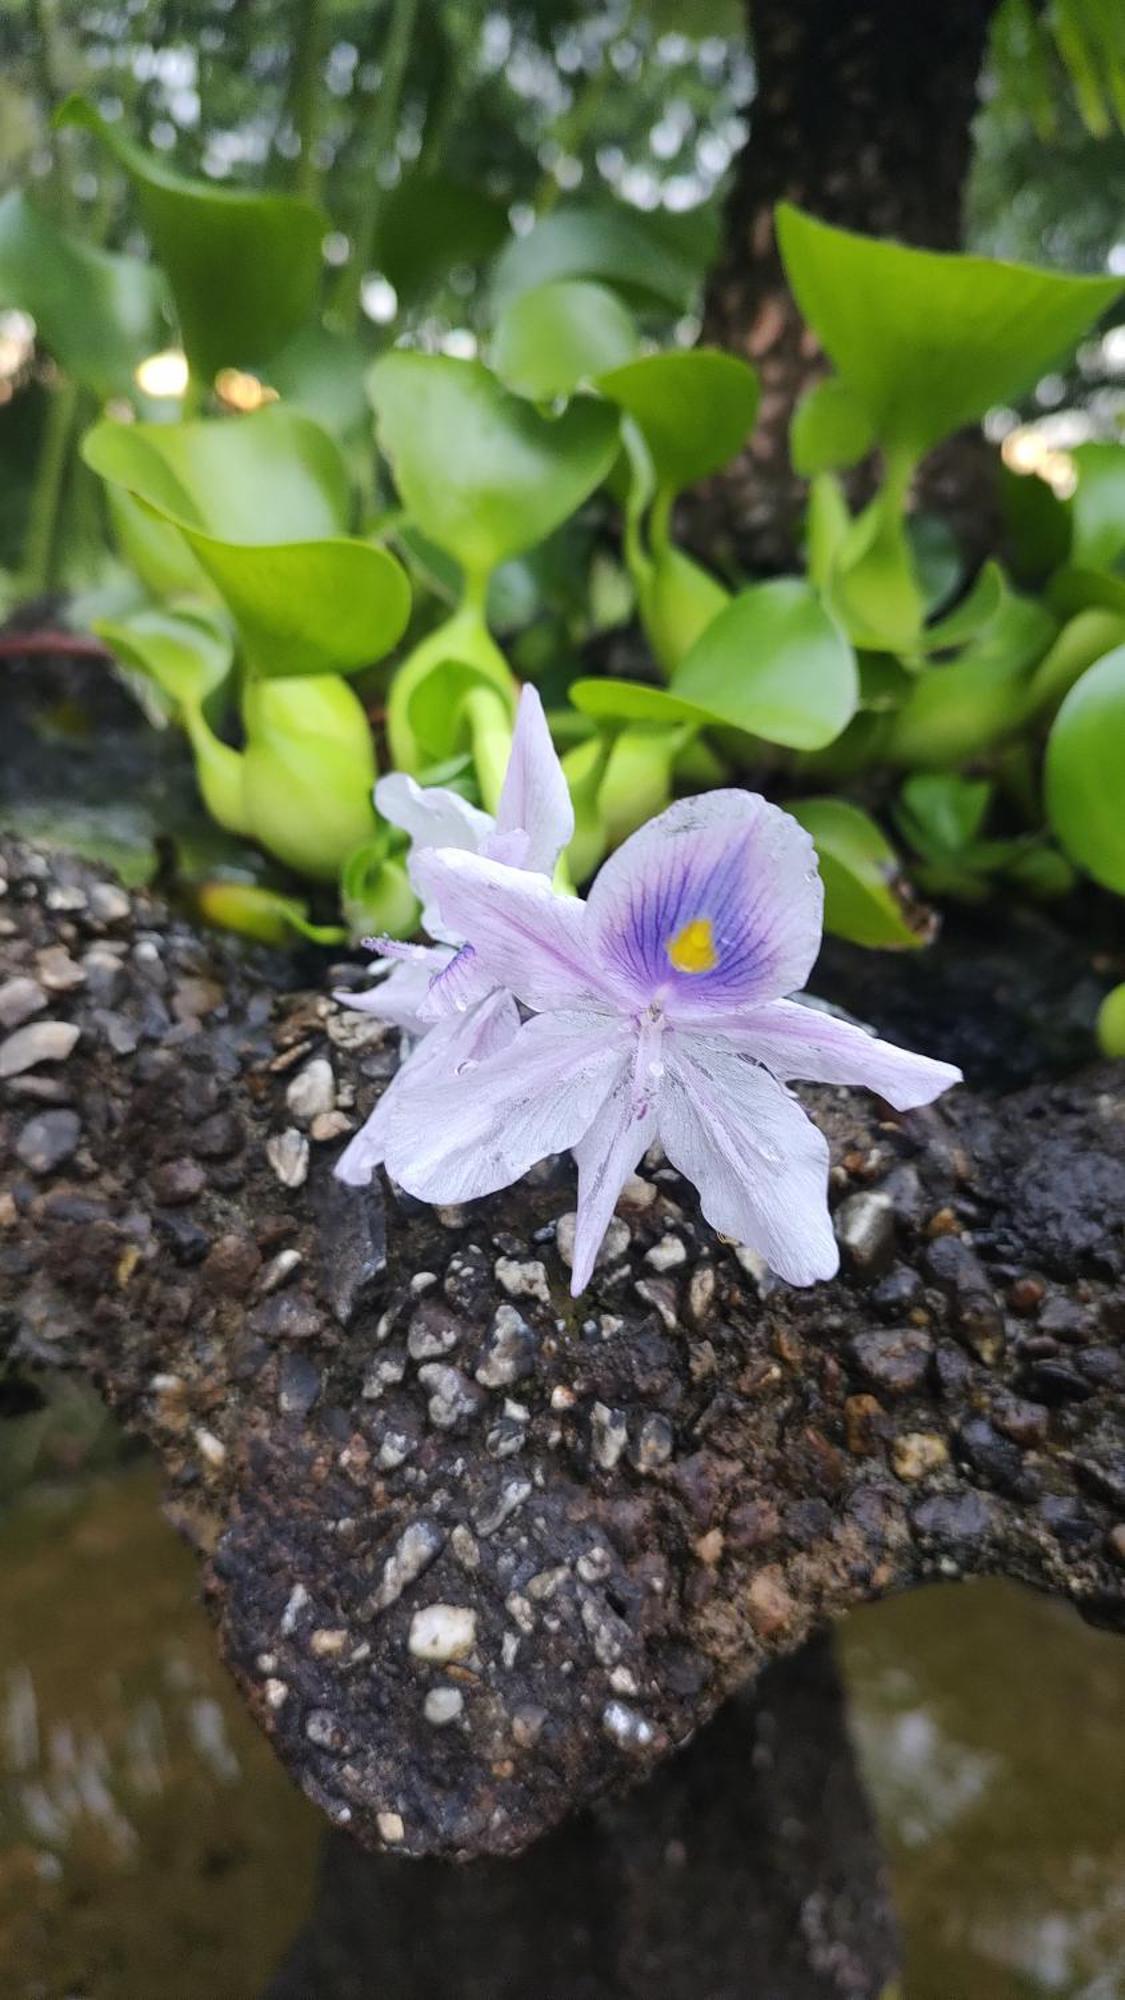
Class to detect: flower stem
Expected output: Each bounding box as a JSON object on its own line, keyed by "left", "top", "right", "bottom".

{"left": 335, "top": 0, "right": 418, "bottom": 331}
{"left": 21, "top": 376, "right": 79, "bottom": 597}
{"left": 285, "top": 0, "right": 327, "bottom": 201}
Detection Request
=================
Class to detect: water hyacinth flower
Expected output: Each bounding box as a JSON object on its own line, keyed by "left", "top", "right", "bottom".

{"left": 334, "top": 684, "right": 573, "bottom": 1184}
{"left": 368, "top": 791, "right": 961, "bottom": 1295}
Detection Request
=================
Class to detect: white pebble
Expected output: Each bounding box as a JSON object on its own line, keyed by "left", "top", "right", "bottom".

{"left": 266, "top": 1127, "right": 310, "bottom": 1189}
{"left": 423, "top": 1686, "right": 464, "bottom": 1726}
{"left": 408, "top": 1604, "right": 477, "bottom": 1664}
{"left": 286, "top": 1058, "right": 336, "bottom": 1124}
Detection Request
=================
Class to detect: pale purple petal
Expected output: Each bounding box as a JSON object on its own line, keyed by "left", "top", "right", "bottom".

{"left": 419, "top": 941, "right": 495, "bottom": 1021}
{"left": 569, "top": 1024, "right": 658, "bottom": 1295}
{"left": 481, "top": 826, "right": 531, "bottom": 869}
{"left": 585, "top": 791, "right": 823, "bottom": 1024}
{"left": 494, "top": 684, "right": 575, "bottom": 875}
{"left": 337, "top": 990, "right": 520, "bottom": 1184}
{"left": 724, "top": 998, "right": 963, "bottom": 1110}
{"left": 659, "top": 1031, "right": 839, "bottom": 1286}
{"left": 334, "top": 945, "right": 452, "bottom": 1036}
{"left": 383, "top": 1009, "right": 629, "bottom": 1206}
{"left": 375, "top": 771, "right": 493, "bottom": 853}
{"left": 411, "top": 850, "right": 618, "bottom": 1014}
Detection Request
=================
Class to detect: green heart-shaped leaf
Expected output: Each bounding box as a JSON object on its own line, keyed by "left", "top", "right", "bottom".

{"left": 1068, "top": 441, "right": 1125, "bottom": 571}
{"left": 596, "top": 349, "right": 759, "bottom": 496}
{"left": 636, "top": 543, "right": 730, "bottom": 677}
{"left": 1045, "top": 644, "right": 1125, "bottom": 893}
{"left": 83, "top": 408, "right": 410, "bottom": 678}
{"left": 58, "top": 97, "right": 325, "bottom": 384}
{"left": 776, "top": 202, "right": 1121, "bottom": 461}
{"left": 790, "top": 374, "right": 875, "bottom": 476}
{"left": 0, "top": 190, "right": 167, "bottom": 398}
{"left": 94, "top": 604, "right": 233, "bottom": 717}
{"left": 885, "top": 592, "right": 1056, "bottom": 767}
{"left": 895, "top": 773, "right": 993, "bottom": 859}
{"left": 368, "top": 352, "right": 619, "bottom": 579}
{"left": 493, "top": 280, "right": 639, "bottom": 400}
{"left": 373, "top": 172, "right": 509, "bottom": 310}
{"left": 490, "top": 200, "right": 701, "bottom": 314}
{"left": 789, "top": 797, "right": 935, "bottom": 949}
{"left": 573, "top": 578, "right": 857, "bottom": 752}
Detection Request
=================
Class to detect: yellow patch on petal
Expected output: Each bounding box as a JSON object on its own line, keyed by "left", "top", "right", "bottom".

{"left": 666, "top": 916, "right": 718, "bottom": 975}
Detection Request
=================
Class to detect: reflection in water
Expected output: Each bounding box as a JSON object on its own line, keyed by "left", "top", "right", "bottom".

{"left": 0, "top": 1463, "right": 1122, "bottom": 1998}
{"left": 840, "top": 1583, "right": 1125, "bottom": 2000}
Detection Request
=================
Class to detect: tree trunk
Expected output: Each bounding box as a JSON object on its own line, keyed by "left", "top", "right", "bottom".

{"left": 265, "top": 1639, "right": 899, "bottom": 2000}
{"left": 691, "top": 0, "right": 999, "bottom": 574}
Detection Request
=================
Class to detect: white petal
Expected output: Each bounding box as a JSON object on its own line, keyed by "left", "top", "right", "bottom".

{"left": 342, "top": 991, "right": 522, "bottom": 1184}
{"left": 494, "top": 684, "right": 575, "bottom": 875}
{"left": 334, "top": 947, "right": 451, "bottom": 1036}
{"left": 375, "top": 771, "right": 493, "bottom": 853}
{"left": 383, "top": 1009, "right": 629, "bottom": 1206}
{"left": 585, "top": 790, "right": 823, "bottom": 1022}
{"left": 659, "top": 1032, "right": 839, "bottom": 1286}
{"left": 724, "top": 998, "right": 963, "bottom": 1110}
{"left": 411, "top": 849, "right": 617, "bottom": 1014}
{"left": 570, "top": 1053, "right": 653, "bottom": 1295}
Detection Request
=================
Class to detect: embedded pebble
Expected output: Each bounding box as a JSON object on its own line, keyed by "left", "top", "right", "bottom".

{"left": 150, "top": 1158, "right": 206, "bottom": 1206}
{"left": 266, "top": 1127, "right": 310, "bottom": 1189}
{"left": 631, "top": 1412, "right": 674, "bottom": 1472}
{"left": 377, "top": 1811, "right": 405, "bottom": 1844}
{"left": 423, "top": 1686, "right": 464, "bottom": 1726}
{"left": 591, "top": 1402, "right": 628, "bottom": 1470}
{"left": 259, "top": 1247, "right": 303, "bottom": 1294}
{"left": 408, "top": 1604, "right": 477, "bottom": 1664}
{"left": 849, "top": 1327, "right": 933, "bottom": 1398}
{"left": 602, "top": 1701, "right": 655, "bottom": 1752}
{"left": 286, "top": 1058, "right": 336, "bottom": 1125}
{"left": 0, "top": 976, "right": 46, "bottom": 1031}
{"left": 365, "top": 1520, "right": 444, "bottom": 1615}
{"left": 89, "top": 881, "right": 130, "bottom": 923}
{"left": 645, "top": 1234, "right": 687, "bottom": 1273}
{"left": 835, "top": 1190, "right": 896, "bottom": 1273}
{"left": 418, "top": 1362, "right": 486, "bottom": 1430}
{"left": 0, "top": 1020, "right": 80, "bottom": 1078}
{"left": 407, "top": 1302, "right": 462, "bottom": 1360}
{"left": 494, "top": 1256, "right": 550, "bottom": 1304}
{"left": 555, "top": 1212, "right": 631, "bottom": 1271}
{"left": 309, "top": 1110, "right": 353, "bottom": 1144}
{"left": 634, "top": 1276, "right": 679, "bottom": 1330}
{"left": 278, "top": 1352, "right": 321, "bottom": 1417}
{"left": 474, "top": 1304, "right": 536, "bottom": 1388}
{"left": 892, "top": 1432, "right": 949, "bottom": 1482}
{"left": 15, "top": 1109, "right": 81, "bottom": 1174}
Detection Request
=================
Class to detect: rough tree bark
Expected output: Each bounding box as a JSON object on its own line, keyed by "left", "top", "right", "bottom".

{"left": 690, "top": 0, "right": 1001, "bottom": 573}
{"left": 2, "top": 832, "right": 1122, "bottom": 1889}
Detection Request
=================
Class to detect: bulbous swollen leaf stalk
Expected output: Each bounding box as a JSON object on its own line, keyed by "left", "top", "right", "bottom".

{"left": 240, "top": 675, "right": 378, "bottom": 880}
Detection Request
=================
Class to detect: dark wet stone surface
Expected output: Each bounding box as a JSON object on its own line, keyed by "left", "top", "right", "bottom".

{"left": 1, "top": 833, "right": 1123, "bottom": 1863}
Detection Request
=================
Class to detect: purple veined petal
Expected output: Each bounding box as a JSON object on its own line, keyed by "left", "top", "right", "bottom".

{"left": 569, "top": 1020, "right": 660, "bottom": 1296}
{"left": 659, "top": 1030, "right": 839, "bottom": 1287}
{"left": 383, "top": 1008, "right": 630, "bottom": 1207}
{"left": 419, "top": 941, "right": 496, "bottom": 1021}
{"left": 333, "top": 944, "right": 452, "bottom": 1036}
{"left": 494, "top": 684, "right": 575, "bottom": 876}
{"left": 411, "top": 849, "right": 618, "bottom": 1014}
{"left": 375, "top": 771, "right": 493, "bottom": 854}
{"left": 337, "top": 990, "right": 521, "bottom": 1185}
{"left": 721, "top": 998, "right": 963, "bottom": 1110}
{"left": 585, "top": 790, "right": 824, "bottom": 1023}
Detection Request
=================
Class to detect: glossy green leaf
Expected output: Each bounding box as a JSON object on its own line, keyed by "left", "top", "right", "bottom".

{"left": 492, "top": 279, "right": 638, "bottom": 399}
{"left": 94, "top": 604, "right": 233, "bottom": 717}
{"left": 1096, "top": 982, "right": 1125, "bottom": 1058}
{"left": 82, "top": 408, "right": 410, "bottom": 678}
{"left": 387, "top": 603, "right": 517, "bottom": 773}
{"left": 790, "top": 374, "right": 875, "bottom": 476}
{"left": 1048, "top": 564, "right": 1125, "bottom": 620}
{"left": 789, "top": 797, "right": 935, "bottom": 949}
{"left": 0, "top": 190, "right": 166, "bottom": 398}
{"left": 373, "top": 172, "right": 508, "bottom": 309}
{"left": 194, "top": 881, "right": 346, "bottom": 948}
{"left": 369, "top": 352, "right": 619, "bottom": 579}
{"left": 598, "top": 725, "right": 684, "bottom": 850}
{"left": 241, "top": 677, "right": 377, "bottom": 879}
{"left": 1026, "top": 607, "right": 1125, "bottom": 717}
{"left": 918, "top": 560, "right": 1006, "bottom": 654}
{"left": 1045, "top": 644, "right": 1125, "bottom": 892}
{"left": 998, "top": 464, "right": 1072, "bottom": 584}
{"left": 636, "top": 544, "right": 730, "bottom": 677}
{"left": 828, "top": 488, "right": 925, "bottom": 653}
{"left": 776, "top": 201, "right": 1122, "bottom": 460}
{"left": 58, "top": 97, "right": 325, "bottom": 383}
{"left": 896, "top": 773, "right": 993, "bottom": 859}
{"left": 1068, "top": 441, "right": 1125, "bottom": 570}
{"left": 574, "top": 579, "right": 858, "bottom": 752}
{"left": 885, "top": 593, "right": 1056, "bottom": 767}
{"left": 596, "top": 349, "right": 760, "bottom": 496}
{"left": 490, "top": 200, "right": 701, "bottom": 313}
{"left": 909, "top": 514, "right": 965, "bottom": 616}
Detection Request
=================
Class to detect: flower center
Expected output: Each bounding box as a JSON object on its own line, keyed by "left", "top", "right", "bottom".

{"left": 666, "top": 916, "right": 718, "bottom": 975}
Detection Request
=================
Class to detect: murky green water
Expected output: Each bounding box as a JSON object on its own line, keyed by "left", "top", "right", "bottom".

{"left": 1, "top": 1459, "right": 1122, "bottom": 1999}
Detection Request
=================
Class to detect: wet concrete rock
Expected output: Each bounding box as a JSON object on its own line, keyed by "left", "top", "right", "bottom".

{"left": 1, "top": 834, "right": 1123, "bottom": 1861}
